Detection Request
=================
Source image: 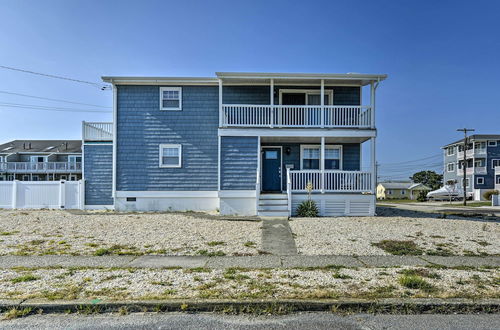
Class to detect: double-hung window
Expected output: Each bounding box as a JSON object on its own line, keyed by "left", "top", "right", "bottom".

{"left": 488, "top": 140, "right": 497, "bottom": 147}
{"left": 447, "top": 147, "right": 454, "bottom": 156}
{"left": 159, "top": 144, "right": 182, "bottom": 168}
{"left": 160, "top": 87, "right": 182, "bottom": 110}
{"left": 492, "top": 159, "right": 500, "bottom": 169}
{"left": 301, "top": 145, "right": 342, "bottom": 170}
{"left": 447, "top": 163, "right": 454, "bottom": 172}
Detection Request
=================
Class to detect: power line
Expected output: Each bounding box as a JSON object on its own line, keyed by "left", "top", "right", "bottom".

{"left": 0, "top": 103, "right": 111, "bottom": 113}
{"left": 0, "top": 65, "right": 110, "bottom": 90}
{"left": 0, "top": 90, "right": 111, "bottom": 109}
{"left": 378, "top": 154, "right": 442, "bottom": 166}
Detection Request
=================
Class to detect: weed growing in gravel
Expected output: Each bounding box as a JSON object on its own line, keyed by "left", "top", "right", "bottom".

{"left": 244, "top": 241, "right": 256, "bottom": 248}
{"left": 11, "top": 274, "right": 40, "bottom": 283}
{"left": 399, "top": 268, "right": 441, "bottom": 279}
{"left": 196, "top": 249, "right": 226, "bottom": 256}
{"left": 398, "top": 275, "right": 437, "bottom": 292}
{"left": 332, "top": 272, "right": 353, "bottom": 280}
{"left": 3, "top": 307, "right": 32, "bottom": 320}
{"left": 0, "top": 231, "right": 18, "bottom": 236}
{"left": 206, "top": 241, "right": 225, "bottom": 246}
{"left": 183, "top": 267, "right": 212, "bottom": 273}
{"left": 372, "top": 240, "right": 424, "bottom": 255}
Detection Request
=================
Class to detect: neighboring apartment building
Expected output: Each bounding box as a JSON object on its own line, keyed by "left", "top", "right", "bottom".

{"left": 0, "top": 140, "right": 82, "bottom": 181}
{"left": 376, "top": 181, "right": 431, "bottom": 200}
{"left": 98, "top": 72, "right": 386, "bottom": 216}
{"left": 442, "top": 134, "right": 500, "bottom": 200}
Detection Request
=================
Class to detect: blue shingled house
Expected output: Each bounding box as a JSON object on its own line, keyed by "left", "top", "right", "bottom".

{"left": 83, "top": 72, "right": 387, "bottom": 216}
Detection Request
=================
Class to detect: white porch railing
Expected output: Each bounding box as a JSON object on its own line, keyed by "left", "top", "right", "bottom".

{"left": 457, "top": 148, "right": 486, "bottom": 159}
{"left": 221, "top": 105, "right": 372, "bottom": 128}
{"left": 0, "top": 162, "right": 82, "bottom": 173}
{"left": 289, "top": 170, "right": 372, "bottom": 192}
{"left": 82, "top": 122, "right": 113, "bottom": 141}
{"left": 457, "top": 167, "right": 487, "bottom": 175}
{"left": 286, "top": 168, "right": 292, "bottom": 216}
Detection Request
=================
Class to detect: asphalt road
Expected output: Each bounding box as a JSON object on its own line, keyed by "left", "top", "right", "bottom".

{"left": 2, "top": 312, "right": 500, "bottom": 330}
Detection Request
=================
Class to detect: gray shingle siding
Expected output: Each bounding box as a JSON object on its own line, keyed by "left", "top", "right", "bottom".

{"left": 84, "top": 144, "right": 113, "bottom": 205}
{"left": 116, "top": 85, "right": 218, "bottom": 191}
{"left": 221, "top": 136, "right": 258, "bottom": 190}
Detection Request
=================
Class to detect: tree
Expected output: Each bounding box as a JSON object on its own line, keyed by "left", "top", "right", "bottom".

{"left": 410, "top": 171, "right": 443, "bottom": 190}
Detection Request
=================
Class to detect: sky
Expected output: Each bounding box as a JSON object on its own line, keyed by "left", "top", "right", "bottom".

{"left": 0, "top": 0, "right": 499, "bottom": 180}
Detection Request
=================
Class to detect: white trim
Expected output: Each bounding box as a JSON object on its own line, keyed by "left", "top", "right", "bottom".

{"left": 218, "top": 128, "right": 376, "bottom": 138}
{"left": 261, "top": 146, "right": 283, "bottom": 192}
{"left": 160, "top": 87, "right": 182, "bottom": 111}
{"left": 112, "top": 85, "right": 117, "bottom": 198}
{"left": 492, "top": 159, "right": 500, "bottom": 169}
{"left": 68, "top": 155, "right": 82, "bottom": 163}
{"left": 278, "top": 89, "right": 334, "bottom": 105}
{"left": 476, "top": 177, "right": 484, "bottom": 185}
{"left": 218, "top": 190, "right": 256, "bottom": 198}
{"left": 159, "top": 144, "right": 182, "bottom": 168}
{"left": 447, "top": 146, "right": 455, "bottom": 156}
{"left": 115, "top": 191, "right": 218, "bottom": 198}
{"left": 488, "top": 140, "right": 497, "bottom": 147}
{"left": 299, "top": 144, "right": 343, "bottom": 170}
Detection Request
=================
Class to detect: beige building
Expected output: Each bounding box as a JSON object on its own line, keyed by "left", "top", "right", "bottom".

{"left": 377, "top": 182, "right": 431, "bottom": 200}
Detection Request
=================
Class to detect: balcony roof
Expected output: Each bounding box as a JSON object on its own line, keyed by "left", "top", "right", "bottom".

{"left": 102, "top": 72, "right": 387, "bottom": 86}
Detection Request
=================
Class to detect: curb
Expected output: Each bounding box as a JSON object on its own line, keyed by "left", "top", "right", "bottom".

{"left": 1, "top": 299, "right": 499, "bottom": 315}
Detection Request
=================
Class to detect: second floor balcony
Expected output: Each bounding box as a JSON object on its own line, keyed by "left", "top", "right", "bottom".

{"left": 457, "top": 166, "right": 487, "bottom": 176}
{"left": 0, "top": 162, "right": 82, "bottom": 173}
{"left": 221, "top": 105, "right": 373, "bottom": 128}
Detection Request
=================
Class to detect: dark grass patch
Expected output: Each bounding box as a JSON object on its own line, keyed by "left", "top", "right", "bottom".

{"left": 398, "top": 275, "right": 437, "bottom": 292}
{"left": 372, "top": 240, "right": 424, "bottom": 255}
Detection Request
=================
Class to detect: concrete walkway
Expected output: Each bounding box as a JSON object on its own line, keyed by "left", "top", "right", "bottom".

{"left": 261, "top": 218, "right": 298, "bottom": 255}
{"left": 0, "top": 255, "right": 498, "bottom": 269}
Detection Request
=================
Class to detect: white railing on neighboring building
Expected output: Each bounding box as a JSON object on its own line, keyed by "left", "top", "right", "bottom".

{"left": 457, "top": 148, "right": 486, "bottom": 159}
{"left": 289, "top": 170, "right": 372, "bottom": 192}
{"left": 0, "top": 162, "right": 82, "bottom": 173}
{"left": 82, "top": 122, "right": 113, "bottom": 141}
{"left": 221, "top": 105, "right": 372, "bottom": 128}
{"left": 495, "top": 166, "right": 500, "bottom": 176}
{"left": 457, "top": 166, "right": 487, "bottom": 176}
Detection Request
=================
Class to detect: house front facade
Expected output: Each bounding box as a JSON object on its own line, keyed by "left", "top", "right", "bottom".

{"left": 376, "top": 182, "right": 431, "bottom": 200}
{"left": 442, "top": 134, "right": 500, "bottom": 200}
{"left": 0, "top": 140, "right": 82, "bottom": 182}
{"left": 101, "top": 72, "right": 386, "bottom": 216}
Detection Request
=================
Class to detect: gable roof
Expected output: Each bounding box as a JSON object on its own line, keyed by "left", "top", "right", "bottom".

{"left": 378, "top": 182, "right": 431, "bottom": 190}
{"left": 0, "top": 140, "right": 81, "bottom": 154}
{"left": 442, "top": 134, "right": 500, "bottom": 148}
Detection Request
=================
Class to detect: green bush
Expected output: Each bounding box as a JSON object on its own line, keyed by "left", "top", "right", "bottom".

{"left": 417, "top": 190, "right": 427, "bottom": 202}
{"left": 296, "top": 199, "right": 319, "bottom": 217}
{"left": 483, "top": 190, "right": 499, "bottom": 201}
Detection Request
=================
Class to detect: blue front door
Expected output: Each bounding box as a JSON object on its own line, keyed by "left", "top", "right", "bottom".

{"left": 262, "top": 148, "right": 281, "bottom": 192}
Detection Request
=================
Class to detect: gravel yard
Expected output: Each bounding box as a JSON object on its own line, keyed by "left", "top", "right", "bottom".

{"left": 0, "top": 210, "right": 261, "bottom": 256}
{"left": 289, "top": 208, "right": 500, "bottom": 256}
{"left": 0, "top": 266, "right": 497, "bottom": 301}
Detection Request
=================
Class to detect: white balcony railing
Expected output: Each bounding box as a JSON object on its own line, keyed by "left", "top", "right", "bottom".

{"left": 221, "top": 105, "right": 372, "bottom": 128}
{"left": 0, "top": 162, "right": 82, "bottom": 173}
{"left": 457, "top": 148, "right": 486, "bottom": 159}
{"left": 82, "top": 122, "right": 113, "bottom": 141}
{"left": 289, "top": 170, "right": 372, "bottom": 192}
{"left": 457, "top": 166, "right": 487, "bottom": 176}
{"left": 496, "top": 166, "right": 500, "bottom": 175}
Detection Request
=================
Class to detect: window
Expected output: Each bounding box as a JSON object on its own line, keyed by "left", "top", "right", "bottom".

{"left": 265, "top": 151, "right": 278, "bottom": 159}
{"left": 68, "top": 175, "right": 77, "bottom": 181}
{"left": 300, "top": 145, "right": 342, "bottom": 170}
{"left": 447, "top": 163, "right": 454, "bottom": 172}
{"left": 0, "top": 156, "right": 3, "bottom": 162}
{"left": 492, "top": 159, "right": 500, "bottom": 169}
{"left": 7, "top": 174, "right": 14, "bottom": 181}
{"left": 159, "top": 144, "right": 182, "bottom": 168}
{"left": 477, "top": 177, "right": 484, "bottom": 185}
{"left": 488, "top": 140, "right": 498, "bottom": 147}
{"left": 30, "top": 156, "right": 47, "bottom": 163}
{"left": 22, "top": 175, "right": 30, "bottom": 181}
{"left": 475, "top": 159, "right": 485, "bottom": 167}
{"left": 0, "top": 175, "right": 4, "bottom": 181}
{"left": 160, "top": 87, "right": 182, "bottom": 110}
{"left": 447, "top": 146, "right": 455, "bottom": 156}
{"left": 68, "top": 155, "right": 82, "bottom": 163}
{"left": 462, "top": 178, "right": 470, "bottom": 188}
{"left": 497, "top": 176, "right": 500, "bottom": 184}
{"left": 401, "top": 190, "right": 405, "bottom": 195}
{"left": 387, "top": 190, "right": 392, "bottom": 195}
{"left": 32, "top": 175, "right": 39, "bottom": 181}
{"left": 60, "top": 175, "right": 67, "bottom": 181}
{"left": 475, "top": 142, "right": 486, "bottom": 150}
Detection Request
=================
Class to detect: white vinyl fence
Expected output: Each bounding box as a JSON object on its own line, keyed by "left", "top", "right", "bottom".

{"left": 0, "top": 180, "right": 84, "bottom": 209}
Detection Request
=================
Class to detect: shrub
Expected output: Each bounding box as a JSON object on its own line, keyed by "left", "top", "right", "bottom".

{"left": 483, "top": 190, "right": 499, "bottom": 201}
{"left": 417, "top": 190, "right": 427, "bottom": 202}
{"left": 296, "top": 200, "right": 319, "bottom": 217}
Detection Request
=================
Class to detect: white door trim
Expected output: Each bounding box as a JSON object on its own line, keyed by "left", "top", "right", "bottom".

{"left": 261, "top": 146, "right": 283, "bottom": 192}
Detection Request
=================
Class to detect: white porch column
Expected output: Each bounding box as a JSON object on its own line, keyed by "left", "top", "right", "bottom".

{"left": 320, "top": 79, "right": 325, "bottom": 128}
{"left": 370, "top": 82, "right": 375, "bottom": 129}
{"left": 371, "top": 137, "right": 376, "bottom": 193}
{"left": 320, "top": 137, "right": 325, "bottom": 193}
{"left": 270, "top": 79, "right": 274, "bottom": 128}
{"left": 218, "top": 78, "right": 223, "bottom": 127}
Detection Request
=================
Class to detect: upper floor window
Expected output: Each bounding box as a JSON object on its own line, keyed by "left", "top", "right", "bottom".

{"left": 488, "top": 140, "right": 498, "bottom": 147}
{"left": 476, "top": 177, "right": 484, "bottom": 185}
{"left": 447, "top": 146, "right": 455, "bottom": 156}
{"left": 475, "top": 142, "right": 486, "bottom": 150}
{"left": 68, "top": 155, "right": 82, "bottom": 163}
{"left": 492, "top": 159, "right": 500, "bottom": 169}
{"left": 160, "top": 87, "right": 182, "bottom": 111}
{"left": 30, "top": 156, "right": 47, "bottom": 163}
{"left": 475, "top": 159, "right": 485, "bottom": 167}
{"left": 447, "top": 163, "right": 454, "bottom": 172}
{"left": 159, "top": 144, "right": 182, "bottom": 168}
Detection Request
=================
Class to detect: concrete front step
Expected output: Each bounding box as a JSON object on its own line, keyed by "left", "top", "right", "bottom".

{"left": 258, "top": 210, "right": 289, "bottom": 217}
{"left": 258, "top": 204, "right": 288, "bottom": 211}
{"left": 259, "top": 194, "right": 287, "bottom": 200}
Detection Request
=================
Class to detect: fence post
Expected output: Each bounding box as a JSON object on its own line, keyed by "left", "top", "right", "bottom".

{"left": 59, "top": 181, "right": 66, "bottom": 209}
{"left": 79, "top": 180, "right": 85, "bottom": 210}
{"left": 11, "top": 180, "right": 18, "bottom": 209}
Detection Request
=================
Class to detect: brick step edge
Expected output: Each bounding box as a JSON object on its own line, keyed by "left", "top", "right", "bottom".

{"left": 1, "top": 298, "right": 499, "bottom": 315}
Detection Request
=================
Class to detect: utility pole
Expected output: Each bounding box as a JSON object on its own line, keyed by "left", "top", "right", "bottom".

{"left": 457, "top": 128, "right": 475, "bottom": 206}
